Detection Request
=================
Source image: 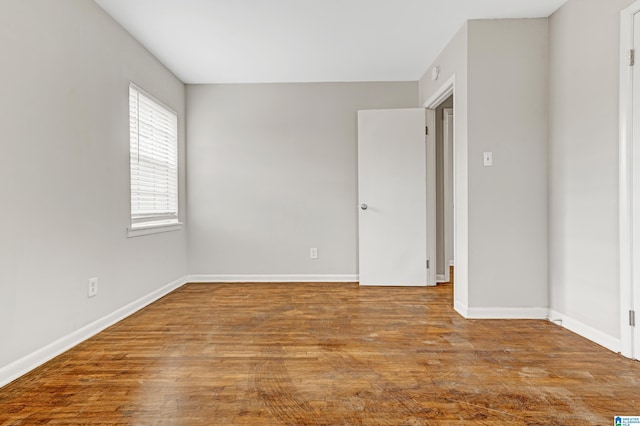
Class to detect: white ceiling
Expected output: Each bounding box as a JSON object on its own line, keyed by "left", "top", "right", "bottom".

{"left": 94, "top": 0, "right": 567, "bottom": 84}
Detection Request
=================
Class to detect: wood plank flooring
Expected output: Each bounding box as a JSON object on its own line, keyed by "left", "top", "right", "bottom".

{"left": 1, "top": 279, "right": 639, "bottom": 424}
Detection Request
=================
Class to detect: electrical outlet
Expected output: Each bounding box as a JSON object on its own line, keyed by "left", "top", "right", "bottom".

{"left": 88, "top": 277, "right": 98, "bottom": 298}
{"left": 310, "top": 247, "right": 318, "bottom": 259}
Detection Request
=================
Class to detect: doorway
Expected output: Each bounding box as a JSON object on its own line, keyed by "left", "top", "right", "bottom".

{"left": 435, "top": 96, "right": 454, "bottom": 284}
{"left": 423, "top": 75, "right": 462, "bottom": 310}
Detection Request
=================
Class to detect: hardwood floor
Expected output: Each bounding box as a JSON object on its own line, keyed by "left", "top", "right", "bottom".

{"left": 1, "top": 278, "right": 639, "bottom": 425}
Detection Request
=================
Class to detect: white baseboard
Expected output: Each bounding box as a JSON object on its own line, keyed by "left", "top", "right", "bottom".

{"left": 454, "top": 299, "right": 468, "bottom": 317}
{"left": 466, "top": 307, "right": 549, "bottom": 319}
{"left": 453, "top": 301, "right": 548, "bottom": 319}
{"left": 0, "top": 276, "right": 187, "bottom": 388}
{"left": 186, "top": 274, "right": 359, "bottom": 283}
{"left": 548, "top": 309, "right": 621, "bottom": 353}
{"left": 456, "top": 305, "right": 621, "bottom": 353}
{"left": 436, "top": 274, "right": 446, "bottom": 283}
{"left": 360, "top": 283, "right": 429, "bottom": 287}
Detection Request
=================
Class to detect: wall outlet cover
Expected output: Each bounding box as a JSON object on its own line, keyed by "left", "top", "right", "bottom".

{"left": 88, "top": 277, "right": 98, "bottom": 298}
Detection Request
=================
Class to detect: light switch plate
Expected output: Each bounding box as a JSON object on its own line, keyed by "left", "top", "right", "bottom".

{"left": 483, "top": 152, "right": 493, "bottom": 167}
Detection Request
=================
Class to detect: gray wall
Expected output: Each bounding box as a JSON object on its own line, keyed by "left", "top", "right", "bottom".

{"left": 420, "top": 19, "right": 548, "bottom": 313}
{"left": 186, "top": 82, "right": 418, "bottom": 276}
{"left": 0, "top": 0, "right": 187, "bottom": 369}
{"left": 548, "top": 0, "right": 634, "bottom": 338}
{"left": 467, "top": 19, "right": 548, "bottom": 309}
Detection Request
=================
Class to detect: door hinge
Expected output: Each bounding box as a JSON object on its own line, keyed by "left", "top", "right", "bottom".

{"left": 630, "top": 310, "right": 636, "bottom": 327}
{"left": 630, "top": 49, "right": 635, "bottom": 66}
{"left": 425, "top": 126, "right": 429, "bottom": 135}
{"left": 426, "top": 259, "right": 430, "bottom": 269}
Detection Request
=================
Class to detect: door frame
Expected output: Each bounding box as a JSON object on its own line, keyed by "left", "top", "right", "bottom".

{"left": 619, "top": 0, "right": 640, "bottom": 359}
{"left": 426, "top": 109, "right": 437, "bottom": 286}
{"left": 443, "top": 107, "right": 454, "bottom": 284}
{"left": 423, "top": 75, "right": 461, "bottom": 301}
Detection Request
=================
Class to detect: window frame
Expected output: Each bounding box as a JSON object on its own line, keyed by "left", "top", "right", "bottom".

{"left": 127, "top": 83, "right": 182, "bottom": 238}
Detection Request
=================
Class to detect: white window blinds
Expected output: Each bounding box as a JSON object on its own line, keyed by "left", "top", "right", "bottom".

{"left": 129, "top": 84, "right": 178, "bottom": 227}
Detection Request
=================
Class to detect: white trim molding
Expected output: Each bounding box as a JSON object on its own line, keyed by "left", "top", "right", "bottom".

{"left": 619, "top": 0, "right": 640, "bottom": 359}
{"left": 127, "top": 222, "right": 183, "bottom": 238}
{"left": 454, "top": 299, "right": 468, "bottom": 318}
{"left": 423, "top": 74, "right": 455, "bottom": 109}
{"left": 186, "top": 274, "right": 359, "bottom": 283}
{"left": 549, "top": 310, "right": 622, "bottom": 354}
{"left": 0, "top": 276, "right": 187, "bottom": 388}
{"left": 453, "top": 300, "right": 547, "bottom": 320}
{"left": 423, "top": 74, "right": 467, "bottom": 312}
{"left": 452, "top": 301, "right": 622, "bottom": 354}
{"left": 464, "top": 307, "right": 549, "bottom": 320}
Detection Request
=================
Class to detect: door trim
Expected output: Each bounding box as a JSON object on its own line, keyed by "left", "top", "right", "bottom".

{"left": 426, "top": 109, "right": 437, "bottom": 286}
{"left": 619, "top": 0, "right": 640, "bottom": 359}
{"left": 443, "top": 107, "right": 454, "bottom": 284}
{"left": 423, "top": 75, "right": 465, "bottom": 309}
{"left": 424, "top": 75, "right": 455, "bottom": 111}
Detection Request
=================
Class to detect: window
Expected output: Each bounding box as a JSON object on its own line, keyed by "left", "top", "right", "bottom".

{"left": 128, "top": 83, "right": 180, "bottom": 237}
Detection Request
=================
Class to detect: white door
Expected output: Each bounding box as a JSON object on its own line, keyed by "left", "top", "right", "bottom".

{"left": 357, "top": 108, "right": 433, "bottom": 286}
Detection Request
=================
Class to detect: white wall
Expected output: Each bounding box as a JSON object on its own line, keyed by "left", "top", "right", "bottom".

{"left": 0, "top": 0, "right": 186, "bottom": 372}
{"left": 186, "top": 82, "right": 417, "bottom": 277}
{"left": 420, "top": 19, "right": 548, "bottom": 315}
{"left": 548, "top": 0, "right": 634, "bottom": 340}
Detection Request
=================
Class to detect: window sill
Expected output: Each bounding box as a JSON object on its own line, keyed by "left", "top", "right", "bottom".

{"left": 127, "top": 221, "right": 183, "bottom": 238}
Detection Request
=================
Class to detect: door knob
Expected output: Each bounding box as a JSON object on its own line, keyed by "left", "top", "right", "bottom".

{"left": 360, "top": 203, "right": 368, "bottom": 210}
